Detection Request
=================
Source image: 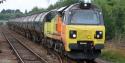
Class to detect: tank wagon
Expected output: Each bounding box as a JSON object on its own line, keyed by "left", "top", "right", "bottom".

{"left": 8, "top": 0, "right": 105, "bottom": 60}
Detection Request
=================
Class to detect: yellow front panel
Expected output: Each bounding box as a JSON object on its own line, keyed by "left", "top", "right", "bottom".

{"left": 65, "top": 25, "right": 105, "bottom": 51}
{"left": 78, "top": 30, "right": 94, "bottom": 40}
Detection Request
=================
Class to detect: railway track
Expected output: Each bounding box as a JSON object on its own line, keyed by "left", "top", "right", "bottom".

{"left": 2, "top": 31, "right": 49, "bottom": 63}
{"left": 2, "top": 26, "right": 63, "bottom": 63}
{"left": 46, "top": 49, "right": 63, "bottom": 63}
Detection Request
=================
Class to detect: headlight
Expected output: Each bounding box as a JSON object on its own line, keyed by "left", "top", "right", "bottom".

{"left": 69, "top": 30, "right": 77, "bottom": 39}
{"left": 95, "top": 31, "right": 103, "bottom": 39}
{"left": 72, "top": 34, "right": 77, "bottom": 38}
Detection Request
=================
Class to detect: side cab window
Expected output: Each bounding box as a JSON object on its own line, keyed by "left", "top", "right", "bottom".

{"left": 46, "top": 13, "right": 52, "bottom": 22}
{"left": 46, "top": 11, "right": 57, "bottom": 22}
{"left": 63, "top": 15, "right": 66, "bottom": 24}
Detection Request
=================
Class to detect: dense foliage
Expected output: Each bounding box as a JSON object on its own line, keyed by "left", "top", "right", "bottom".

{"left": 28, "top": 7, "right": 46, "bottom": 15}
{"left": 0, "top": 9, "right": 24, "bottom": 20}
{"left": 94, "top": 0, "right": 125, "bottom": 40}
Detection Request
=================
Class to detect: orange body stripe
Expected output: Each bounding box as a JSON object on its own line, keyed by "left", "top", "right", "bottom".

{"left": 57, "top": 16, "right": 62, "bottom": 33}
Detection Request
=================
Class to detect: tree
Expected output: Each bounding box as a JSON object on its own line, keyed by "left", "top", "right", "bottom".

{"left": 94, "top": 0, "right": 125, "bottom": 40}
{"left": 0, "top": 9, "right": 24, "bottom": 20}
{"left": 25, "top": 10, "right": 28, "bottom": 14}
{"left": 28, "top": 7, "right": 46, "bottom": 15}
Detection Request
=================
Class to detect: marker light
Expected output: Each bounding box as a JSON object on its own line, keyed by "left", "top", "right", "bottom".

{"left": 79, "top": 0, "right": 92, "bottom": 9}
{"left": 84, "top": 4, "right": 87, "bottom": 6}
{"left": 95, "top": 31, "right": 103, "bottom": 39}
{"left": 99, "top": 32, "right": 102, "bottom": 34}
{"left": 80, "top": 0, "right": 92, "bottom": 3}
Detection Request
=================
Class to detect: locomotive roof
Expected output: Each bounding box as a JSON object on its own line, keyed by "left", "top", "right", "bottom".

{"left": 57, "top": 3, "right": 101, "bottom": 12}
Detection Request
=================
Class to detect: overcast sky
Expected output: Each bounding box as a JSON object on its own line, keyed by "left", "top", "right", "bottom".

{"left": 0, "top": 0, "right": 58, "bottom": 12}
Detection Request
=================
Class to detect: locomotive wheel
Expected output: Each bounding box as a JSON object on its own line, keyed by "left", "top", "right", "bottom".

{"left": 24, "top": 32, "right": 27, "bottom": 37}
{"left": 35, "top": 36, "right": 38, "bottom": 42}
{"left": 53, "top": 40, "right": 64, "bottom": 54}
{"left": 60, "top": 43, "right": 64, "bottom": 55}
{"left": 32, "top": 35, "right": 36, "bottom": 42}
{"left": 47, "top": 39, "right": 53, "bottom": 48}
{"left": 43, "top": 37, "right": 48, "bottom": 47}
{"left": 26, "top": 33, "right": 29, "bottom": 38}
{"left": 53, "top": 40, "right": 57, "bottom": 51}
{"left": 29, "top": 33, "right": 32, "bottom": 39}
{"left": 41, "top": 38, "right": 45, "bottom": 45}
{"left": 27, "top": 33, "right": 29, "bottom": 38}
{"left": 36, "top": 36, "right": 41, "bottom": 43}
{"left": 46, "top": 39, "right": 49, "bottom": 47}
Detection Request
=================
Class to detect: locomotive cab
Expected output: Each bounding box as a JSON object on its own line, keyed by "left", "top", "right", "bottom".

{"left": 59, "top": 2, "right": 105, "bottom": 60}
{"left": 43, "top": 0, "right": 105, "bottom": 60}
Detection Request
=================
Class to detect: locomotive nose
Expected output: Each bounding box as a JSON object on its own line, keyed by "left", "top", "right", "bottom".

{"left": 65, "top": 25, "right": 105, "bottom": 51}
{"left": 77, "top": 30, "right": 94, "bottom": 40}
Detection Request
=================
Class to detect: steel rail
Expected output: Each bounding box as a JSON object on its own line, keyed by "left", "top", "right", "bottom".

{"left": 3, "top": 27, "right": 63, "bottom": 63}
{"left": 2, "top": 32, "right": 25, "bottom": 63}
{"left": 2, "top": 31, "right": 49, "bottom": 63}
{"left": 14, "top": 34, "right": 62, "bottom": 63}
{"left": 51, "top": 50, "right": 63, "bottom": 63}
{"left": 14, "top": 37, "right": 49, "bottom": 63}
{"left": 8, "top": 28, "right": 63, "bottom": 63}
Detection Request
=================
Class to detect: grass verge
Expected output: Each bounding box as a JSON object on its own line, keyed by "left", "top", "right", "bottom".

{"left": 100, "top": 50, "right": 125, "bottom": 63}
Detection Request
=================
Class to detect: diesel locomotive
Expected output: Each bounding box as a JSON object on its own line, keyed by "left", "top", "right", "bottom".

{"left": 8, "top": 0, "right": 105, "bottom": 60}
